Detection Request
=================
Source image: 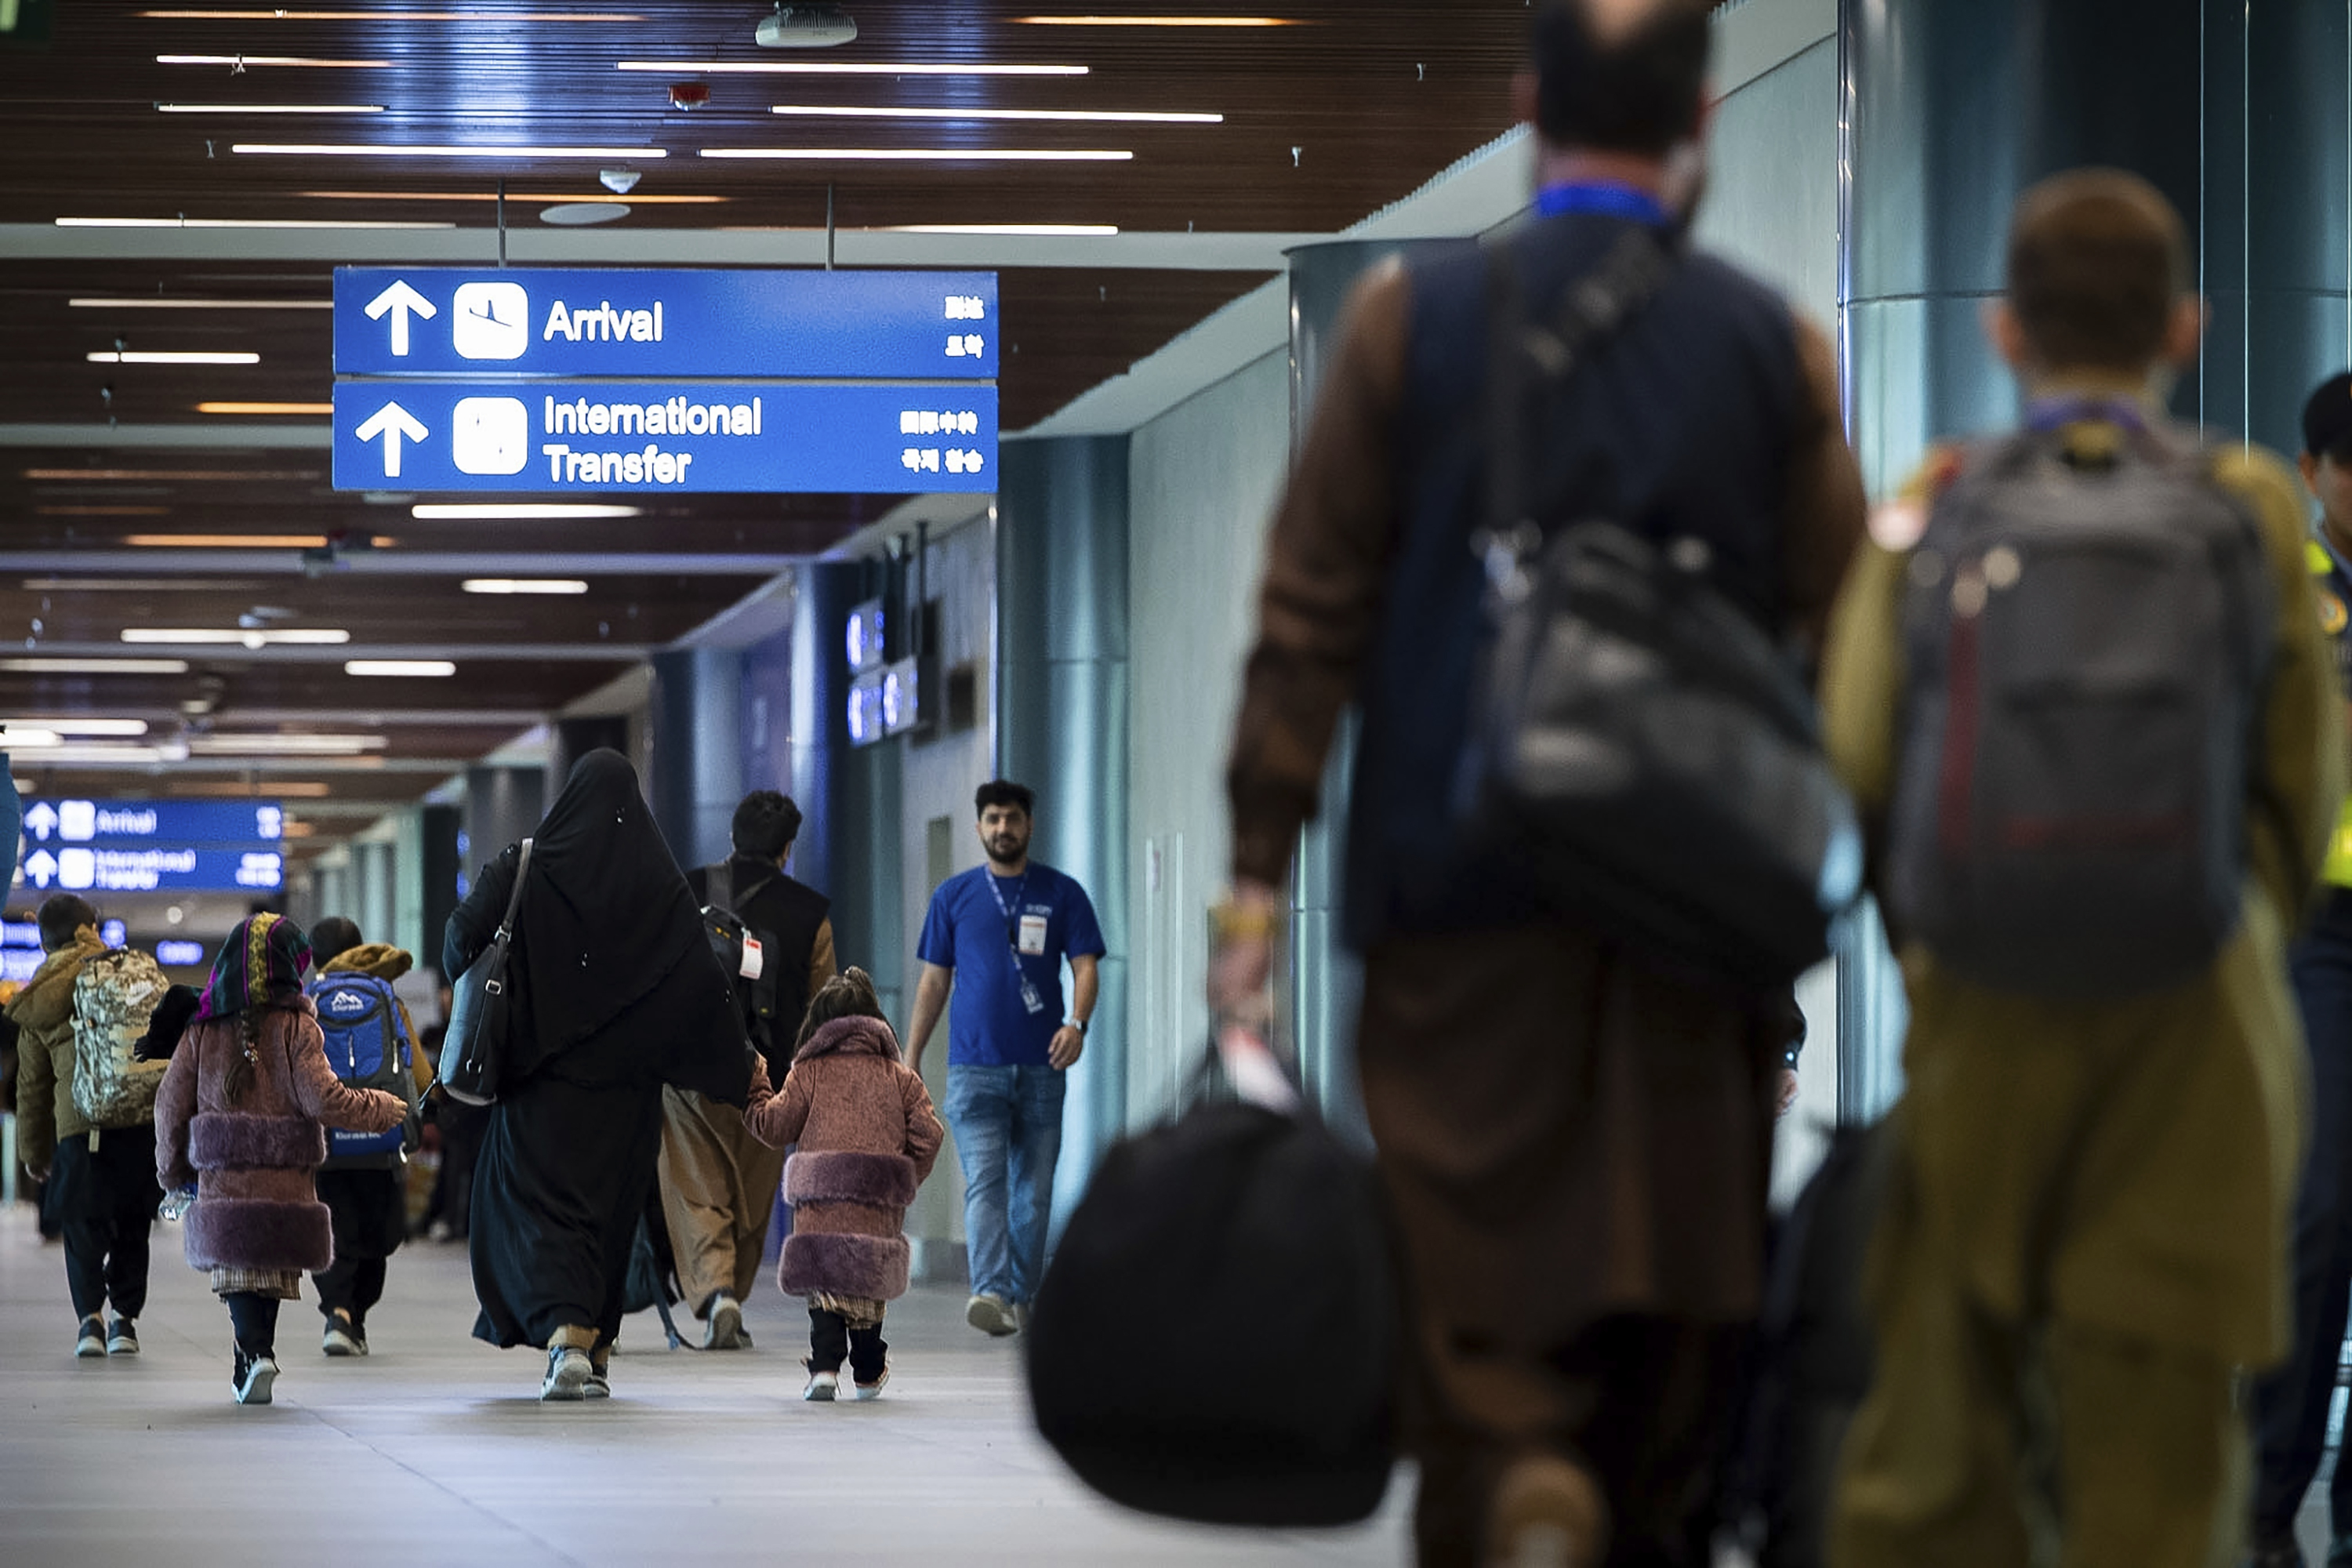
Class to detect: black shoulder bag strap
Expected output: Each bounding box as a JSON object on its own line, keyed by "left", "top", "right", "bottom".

{"left": 706, "top": 858, "right": 732, "bottom": 913}
{"left": 1480, "top": 224, "right": 1679, "bottom": 575}
{"left": 484, "top": 837, "right": 534, "bottom": 1000}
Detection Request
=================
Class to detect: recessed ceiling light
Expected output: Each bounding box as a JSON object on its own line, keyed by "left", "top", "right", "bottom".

{"left": 196, "top": 402, "right": 334, "bottom": 415}
{"left": 462, "top": 578, "right": 590, "bottom": 594}
{"left": 56, "top": 216, "right": 456, "bottom": 229}
{"left": 157, "top": 54, "right": 391, "bottom": 67}
{"left": 347, "top": 659, "right": 456, "bottom": 677}
{"left": 71, "top": 297, "right": 332, "bottom": 309}
{"left": 142, "top": 9, "right": 644, "bottom": 19}
{"left": 296, "top": 189, "right": 724, "bottom": 203}
{"left": 88, "top": 350, "right": 261, "bottom": 365}
{"left": 13, "top": 744, "right": 170, "bottom": 765}
{"left": 122, "top": 629, "right": 351, "bottom": 645}
{"left": 187, "top": 734, "right": 387, "bottom": 755}
{"left": 886, "top": 223, "right": 1119, "bottom": 236}
{"left": 699, "top": 147, "right": 1131, "bottom": 162}
{"left": 26, "top": 468, "right": 318, "bottom": 481}
{"left": 1, "top": 718, "right": 150, "bottom": 737}
{"left": 619, "top": 60, "right": 1087, "bottom": 75}
{"left": 0, "top": 658, "right": 191, "bottom": 674}
{"left": 1012, "top": 13, "right": 1302, "bottom": 23}
{"left": 771, "top": 103, "right": 1220, "bottom": 124}
{"left": 0, "top": 728, "right": 64, "bottom": 747}
{"left": 541, "top": 201, "right": 629, "bottom": 226}
{"left": 410, "top": 503, "right": 642, "bottom": 519}
{"left": 233, "top": 143, "right": 670, "bottom": 159}
{"left": 156, "top": 103, "right": 386, "bottom": 113}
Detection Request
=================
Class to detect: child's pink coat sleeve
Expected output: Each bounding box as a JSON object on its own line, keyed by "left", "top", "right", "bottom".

{"left": 902, "top": 1067, "right": 944, "bottom": 1185}
{"left": 745, "top": 1065, "right": 811, "bottom": 1149}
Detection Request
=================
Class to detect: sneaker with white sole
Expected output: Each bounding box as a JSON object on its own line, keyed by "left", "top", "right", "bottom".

{"left": 965, "top": 1294, "right": 1017, "bottom": 1338}
{"left": 586, "top": 1359, "right": 612, "bottom": 1399}
{"left": 321, "top": 1314, "right": 363, "bottom": 1358}
{"left": 540, "top": 1345, "right": 594, "bottom": 1402}
{"left": 106, "top": 1319, "right": 139, "bottom": 1356}
{"left": 74, "top": 1316, "right": 106, "bottom": 1359}
{"left": 234, "top": 1351, "right": 279, "bottom": 1406}
{"left": 850, "top": 1368, "right": 889, "bottom": 1402}
{"left": 704, "top": 1293, "right": 745, "bottom": 1351}
{"left": 803, "top": 1367, "right": 839, "bottom": 1402}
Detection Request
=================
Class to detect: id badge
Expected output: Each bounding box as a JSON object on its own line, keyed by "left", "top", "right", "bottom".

{"left": 738, "top": 934, "right": 764, "bottom": 981}
{"left": 1018, "top": 971, "right": 1048, "bottom": 1015}
{"left": 1018, "top": 913, "right": 1049, "bottom": 956}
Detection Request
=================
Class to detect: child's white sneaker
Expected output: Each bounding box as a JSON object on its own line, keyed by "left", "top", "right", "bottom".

{"left": 234, "top": 1351, "right": 279, "bottom": 1406}
{"left": 803, "top": 1367, "right": 839, "bottom": 1402}
{"left": 850, "top": 1367, "right": 889, "bottom": 1402}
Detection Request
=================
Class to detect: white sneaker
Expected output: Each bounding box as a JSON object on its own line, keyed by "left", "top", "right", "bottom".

{"left": 235, "top": 1354, "right": 279, "bottom": 1406}
{"left": 703, "top": 1294, "right": 744, "bottom": 1351}
{"left": 540, "top": 1345, "right": 594, "bottom": 1402}
{"left": 850, "top": 1368, "right": 889, "bottom": 1402}
{"left": 803, "top": 1368, "right": 839, "bottom": 1402}
{"left": 74, "top": 1316, "right": 106, "bottom": 1359}
{"left": 322, "top": 1315, "right": 362, "bottom": 1357}
{"left": 965, "top": 1294, "right": 1017, "bottom": 1338}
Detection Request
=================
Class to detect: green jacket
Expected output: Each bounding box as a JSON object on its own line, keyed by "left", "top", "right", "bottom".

{"left": 6, "top": 932, "right": 110, "bottom": 1173}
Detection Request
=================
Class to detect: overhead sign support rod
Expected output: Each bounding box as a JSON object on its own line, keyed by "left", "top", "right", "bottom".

{"left": 496, "top": 177, "right": 507, "bottom": 269}
{"left": 826, "top": 183, "right": 836, "bottom": 271}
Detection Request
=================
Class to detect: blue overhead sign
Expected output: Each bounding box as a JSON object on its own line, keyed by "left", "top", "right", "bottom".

{"left": 332, "top": 381, "right": 996, "bottom": 494}
{"left": 18, "top": 846, "right": 284, "bottom": 895}
{"left": 16, "top": 798, "right": 285, "bottom": 895}
{"left": 22, "top": 798, "right": 284, "bottom": 847}
{"left": 333, "top": 267, "right": 997, "bottom": 380}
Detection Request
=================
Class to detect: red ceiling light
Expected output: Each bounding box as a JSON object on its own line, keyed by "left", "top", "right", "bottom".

{"left": 670, "top": 82, "right": 711, "bottom": 111}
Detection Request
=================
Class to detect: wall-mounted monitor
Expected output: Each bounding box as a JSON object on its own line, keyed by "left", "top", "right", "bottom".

{"left": 848, "top": 669, "right": 887, "bottom": 747}
{"left": 846, "top": 597, "right": 887, "bottom": 674}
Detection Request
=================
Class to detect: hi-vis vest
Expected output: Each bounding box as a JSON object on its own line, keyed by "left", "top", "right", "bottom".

{"left": 2307, "top": 537, "right": 2352, "bottom": 887}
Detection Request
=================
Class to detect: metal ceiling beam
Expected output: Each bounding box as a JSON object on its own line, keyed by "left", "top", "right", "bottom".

{"left": 0, "top": 423, "right": 331, "bottom": 448}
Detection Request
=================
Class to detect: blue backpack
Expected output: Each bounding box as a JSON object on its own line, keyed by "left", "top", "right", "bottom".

{"left": 310, "top": 973, "right": 418, "bottom": 1169}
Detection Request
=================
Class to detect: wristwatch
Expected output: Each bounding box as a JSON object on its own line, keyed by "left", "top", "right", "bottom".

{"left": 1065, "top": 1018, "right": 1090, "bottom": 1036}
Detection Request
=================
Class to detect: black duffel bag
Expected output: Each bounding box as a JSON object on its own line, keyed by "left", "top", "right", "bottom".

{"left": 440, "top": 837, "right": 532, "bottom": 1106}
{"left": 1026, "top": 1033, "right": 1398, "bottom": 1526}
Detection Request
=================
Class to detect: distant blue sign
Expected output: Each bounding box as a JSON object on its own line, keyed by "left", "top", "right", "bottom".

{"left": 22, "top": 798, "right": 283, "bottom": 847}
{"left": 156, "top": 939, "right": 208, "bottom": 967}
{"left": 332, "top": 381, "right": 995, "bottom": 494}
{"left": 18, "top": 845, "right": 283, "bottom": 895}
{"left": 334, "top": 267, "right": 997, "bottom": 380}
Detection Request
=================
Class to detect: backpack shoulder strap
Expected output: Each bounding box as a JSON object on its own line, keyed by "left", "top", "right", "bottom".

{"left": 706, "top": 859, "right": 732, "bottom": 913}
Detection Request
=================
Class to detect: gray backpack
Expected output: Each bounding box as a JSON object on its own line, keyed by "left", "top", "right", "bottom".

{"left": 1886, "top": 423, "right": 2274, "bottom": 999}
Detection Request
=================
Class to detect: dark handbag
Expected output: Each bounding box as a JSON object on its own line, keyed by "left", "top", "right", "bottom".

{"left": 440, "top": 837, "right": 532, "bottom": 1107}
{"left": 1458, "top": 227, "right": 1863, "bottom": 989}
{"left": 1026, "top": 1030, "right": 1398, "bottom": 1526}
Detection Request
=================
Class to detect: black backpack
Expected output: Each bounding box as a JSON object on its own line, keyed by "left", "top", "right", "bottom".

{"left": 700, "top": 862, "right": 781, "bottom": 1058}
{"left": 1026, "top": 1042, "right": 1398, "bottom": 1526}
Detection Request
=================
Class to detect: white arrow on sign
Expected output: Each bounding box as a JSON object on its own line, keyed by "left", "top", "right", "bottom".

{"left": 22, "top": 801, "right": 56, "bottom": 840}
{"left": 354, "top": 401, "right": 428, "bottom": 478}
{"left": 363, "top": 279, "right": 437, "bottom": 357}
{"left": 23, "top": 849, "right": 56, "bottom": 889}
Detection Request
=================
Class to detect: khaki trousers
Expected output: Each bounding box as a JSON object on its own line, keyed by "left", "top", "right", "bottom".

{"left": 657, "top": 1087, "right": 786, "bottom": 1317}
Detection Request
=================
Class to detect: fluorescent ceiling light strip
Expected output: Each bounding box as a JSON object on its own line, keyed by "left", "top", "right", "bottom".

{"left": 771, "top": 103, "right": 1218, "bottom": 124}
{"left": 18, "top": 745, "right": 169, "bottom": 764}
{"left": 89, "top": 351, "right": 261, "bottom": 365}
{"left": 0, "top": 730, "right": 63, "bottom": 747}
{"left": 234, "top": 143, "right": 668, "bottom": 159}
{"left": 1012, "top": 13, "right": 1302, "bottom": 23}
{"left": 619, "top": 60, "right": 1086, "bottom": 76}
{"left": 142, "top": 10, "right": 645, "bottom": 20}
{"left": 71, "top": 297, "right": 332, "bottom": 309}
{"left": 412, "top": 503, "right": 641, "bottom": 519}
{"left": 347, "top": 659, "right": 456, "bottom": 677}
{"left": 887, "top": 223, "right": 1118, "bottom": 236}
{"left": 461, "top": 578, "right": 590, "bottom": 594}
{"left": 2, "top": 719, "right": 149, "bottom": 737}
{"left": 197, "top": 402, "right": 333, "bottom": 415}
{"left": 121, "top": 629, "right": 351, "bottom": 645}
{"left": 122, "top": 533, "right": 393, "bottom": 546}
{"left": 57, "top": 216, "right": 456, "bottom": 229}
{"left": 187, "top": 735, "right": 386, "bottom": 754}
{"left": 700, "top": 147, "right": 1131, "bottom": 162}
{"left": 0, "top": 659, "right": 191, "bottom": 674}
{"left": 157, "top": 103, "right": 385, "bottom": 113}
{"left": 297, "top": 189, "right": 723, "bottom": 203}
{"left": 158, "top": 55, "right": 391, "bottom": 67}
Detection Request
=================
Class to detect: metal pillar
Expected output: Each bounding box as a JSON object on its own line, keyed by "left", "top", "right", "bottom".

{"left": 648, "top": 647, "right": 746, "bottom": 873}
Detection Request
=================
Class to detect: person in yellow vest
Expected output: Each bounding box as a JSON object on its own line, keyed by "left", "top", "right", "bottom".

{"left": 2247, "top": 372, "right": 2352, "bottom": 1568}
{"left": 1823, "top": 171, "right": 2344, "bottom": 1565}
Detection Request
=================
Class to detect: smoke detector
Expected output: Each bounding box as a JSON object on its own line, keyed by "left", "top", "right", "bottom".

{"left": 669, "top": 82, "right": 710, "bottom": 111}
{"left": 757, "top": 4, "right": 856, "bottom": 48}
{"left": 598, "top": 167, "right": 642, "bottom": 195}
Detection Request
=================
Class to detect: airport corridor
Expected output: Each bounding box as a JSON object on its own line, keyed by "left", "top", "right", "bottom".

{"left": 0, "top": 1205, "right": 1410, "bottom": 1566}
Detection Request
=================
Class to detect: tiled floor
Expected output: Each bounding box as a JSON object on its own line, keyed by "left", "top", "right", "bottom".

{"left": 0, "top": 1205, "right": 1409, "bottom": 1566}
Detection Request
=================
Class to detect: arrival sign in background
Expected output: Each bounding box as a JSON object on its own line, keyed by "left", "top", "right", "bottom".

{"left": 332, "top": 267, "right": 999, "bottom": 495}
{"left": 16, "top": 797, "right": 285, "bottom": 894}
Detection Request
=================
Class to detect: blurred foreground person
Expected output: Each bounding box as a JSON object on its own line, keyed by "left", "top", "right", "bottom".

{"left": 1823, "top": 172, "right": 2343, "bottom": 1566}
{"left": 154, "top": 913, "right": 405, "bottom": 1405}
{"left": 2249, "top": 375, "right": 2352, "bottom": 1568}
{"left": 1211, "top": 0, "right": 1866, "bottom": 1558}
{"left": 445, "top": 750, "right": 754, "bottom": 1401}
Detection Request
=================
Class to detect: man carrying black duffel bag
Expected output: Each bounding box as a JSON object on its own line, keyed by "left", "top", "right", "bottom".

{"left": 1214, "top": 2, "right": 1866, "bottom": 1561}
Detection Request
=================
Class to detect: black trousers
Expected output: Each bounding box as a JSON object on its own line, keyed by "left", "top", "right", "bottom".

{"left": 808, "top": 1307, "right": 887, "bottom": 1382}
{"left": 226, "top": 1292, "right": 281, "bottom": 1356}
{"left": 314, "top": 1166, "right": 404, "bottom": 1322}
{"left": 52, "top": 1128, "right": 160, "bottom": 1321}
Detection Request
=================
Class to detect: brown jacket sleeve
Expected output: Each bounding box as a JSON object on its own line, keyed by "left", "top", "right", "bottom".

{"left": 744, "top": 1062, "right": 812, "bottom": 1149}
{"left": 284, "top": 1015, "right": 405, "bottom": 1133}
{"left": 901, "top": 1065, "right": 945, "bottom": 1185}
{"left": 1777, "top": 316, "right": 1868, "bottom": 660}
{"left": 808, "top": 918, "right": 838, "bottom": 1001}
{"left": 14, "top": 1018, "right": 58, "bottom": 1174}
{"left": 1227, "top": 263, "right": 1410, "bottom": 885}
{"left": 154, "top": 1029, "right": 198, "bottom": 1190}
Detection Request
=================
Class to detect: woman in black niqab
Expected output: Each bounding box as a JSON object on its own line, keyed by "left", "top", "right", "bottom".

{"left": 445, "top": 749, "right": 753, "bottom": 1396}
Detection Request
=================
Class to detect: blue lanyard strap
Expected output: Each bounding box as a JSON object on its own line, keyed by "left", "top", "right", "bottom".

{"left": 2025, "top": 395, "right": 2148, "bottom": 434}
{"left": 1535, "top": 180, "right": 1672, "bottom": 227}
{"left": 989, "top": 871, "right": 1032, "bottom": 958}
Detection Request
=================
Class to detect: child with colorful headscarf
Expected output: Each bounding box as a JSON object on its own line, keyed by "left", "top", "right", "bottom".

{"left": 153, "top": 913, "right": 406, "bottom": 1405}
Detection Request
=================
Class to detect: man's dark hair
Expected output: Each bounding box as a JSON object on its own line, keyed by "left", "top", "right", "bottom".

{"left": 1532, "top": 0, "right": 1711, "bottom": 156}
{"left": 975, "top": 779, "right": 1036, "bottom": 819}
{"left": 731, "top": 789, "right": 804, "bottom": 862}
{"left": 310, "top": 915, "right": 364, "bottom": 968}
{"left": 36, "top": 894, "right": 99, "bottom": 953}
{"left": 2007, "top": 169, "right": 2190, "bottom": 373}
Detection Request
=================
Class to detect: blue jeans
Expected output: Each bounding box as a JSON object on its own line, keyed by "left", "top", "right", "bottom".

{"left": 944, "top": 1064, "right": 1066, "bottom": 1307}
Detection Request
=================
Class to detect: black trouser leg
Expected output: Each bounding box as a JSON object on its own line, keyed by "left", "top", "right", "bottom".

{"left": 848, "top": 1324, "right": 888, "bottom": 1385}
{"left": 314, "top": 1254, "right": 386, "bottom": 1321}
{"left": 808, "top": 1306, "right": 848, "bottom": 1373}
{"left": 103, "top": 1198, "right": 151, "bottom": 1319}
{"left": 60, "top": 1214, "right": 110, "bottom": 1320}
{"left": 226, "top": 1293, "right": 281, "bottom": 1356}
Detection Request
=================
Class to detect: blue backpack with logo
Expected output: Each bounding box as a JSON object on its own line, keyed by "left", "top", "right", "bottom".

{"left": 310, "top": 973, "right": 418, "bottom": 1169}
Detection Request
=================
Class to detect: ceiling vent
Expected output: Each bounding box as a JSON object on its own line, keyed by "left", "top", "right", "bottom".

{"left": 757, "top": 5, "right": 857, "bottom": 48}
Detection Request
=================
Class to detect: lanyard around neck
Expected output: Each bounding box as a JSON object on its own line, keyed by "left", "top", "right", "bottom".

{"left": 1535, "top": 180, "right": 1671, "bottom": 227}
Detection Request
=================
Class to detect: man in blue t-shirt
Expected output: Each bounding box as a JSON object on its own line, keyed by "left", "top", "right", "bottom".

{"left": 909, "top": 779, "right": 1104, "bottom": 1338}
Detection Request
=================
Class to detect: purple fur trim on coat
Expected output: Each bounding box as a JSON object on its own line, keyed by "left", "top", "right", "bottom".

{"left": 780, "top": 1231, "right": 910, "bottom": 1302}
{"left": 784, "top": 1149, "right": 917, "bottom": 1210}
{"left": 184, "top": 1196, "right": 333, "bottom": 1272}
{"left": 189, "top": 1111, "right": 327, "bottom": 1171}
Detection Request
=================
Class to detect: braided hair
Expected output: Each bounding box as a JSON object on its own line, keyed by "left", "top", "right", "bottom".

{"left": 223, "top": 1008, "right": 263, "bottom": 1105}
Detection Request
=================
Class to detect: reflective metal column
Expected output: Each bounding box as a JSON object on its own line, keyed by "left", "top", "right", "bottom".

{"left": 648, "top": 647, "right": 746, "bottom": 871}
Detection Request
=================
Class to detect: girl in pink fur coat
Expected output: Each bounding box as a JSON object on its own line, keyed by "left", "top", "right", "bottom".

{"left": 746, "top": 967, "right": 942, "bottom": 1401}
